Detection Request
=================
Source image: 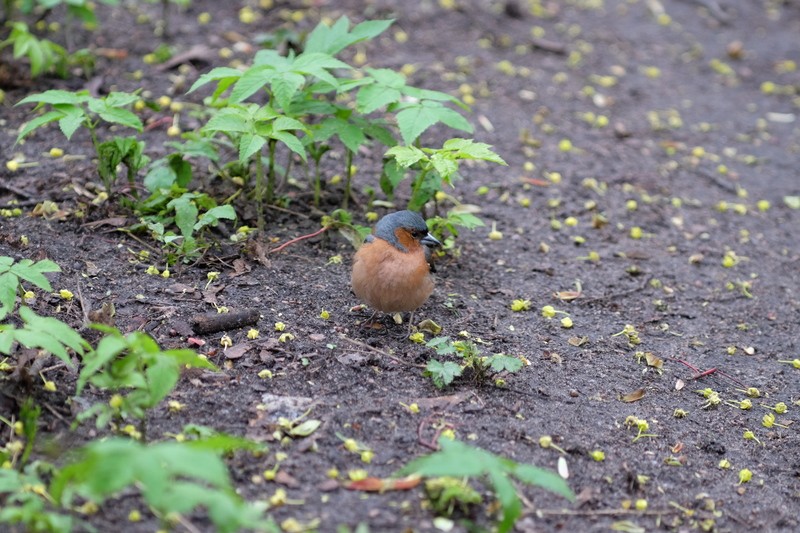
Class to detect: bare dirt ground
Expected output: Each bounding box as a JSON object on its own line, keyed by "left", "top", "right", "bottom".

{"left": 1, "top": 0, "right": 799, "bottom": 531}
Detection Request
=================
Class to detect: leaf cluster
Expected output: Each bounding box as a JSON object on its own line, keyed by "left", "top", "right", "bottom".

{"left": 399, "top": 438, "right": 574, "bottom": 532}
{"left": 424, "top": 336, "right": 523, "bottom": 388}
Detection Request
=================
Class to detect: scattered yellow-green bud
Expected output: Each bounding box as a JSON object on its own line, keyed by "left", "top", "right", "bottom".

{"left": 541, "top": 305, "right": 556, "bottom": 318}
{"left": 109, "top": 394, "right": 123, "bottom": 409}
{"left": 48, "top": 147, "right": 64, "bottom": 158}
{"left": 274, "top": 322, "right": 286, "bottom": 332}
{"left": 245, "top": 328, "right": 259, "bottom": 340}
{"left": 59, "top": 289, "right": 74, "bottom": 300}
{"left": 626, "top": 199, "right": 638, "bottom": 211}
{"left": 409, "top": 332, "right": 426, "bottom": 344}
{"left": 197, "top": 12, "right": 211, "bottom": 24}
{"left": 743, "top": 429, "right": 761, "bottom": 445}
{"left": 727, "top": 346, "right": 737, "bottom": 355}
{"left": 778, "top": 358, "right": 800, "bottom": 369}
{"left": 511, "top": 299, "right": 531, "bottom": 312}
{"left": 20, "top": 235, "right": 29, "bottom": 246}
{"left": 146, "top": 265, "right": 159, "bottom": 275}
{"left": 319, "top": 309, "right": 330, "bottom": 320}
{"left": 476, "top": 185, "right": 490, "bottom": 195}
{"left": 239, "top": 6, "right": 257, "bottom": 23}
{"left": 220, "top": 335, "right": 233, "bottom": 348}
{"left": 23, "top": 291, "right": 34, "bottom": 300}
{"left": 326, "top": 468, "right": 339, "bottom": 479}
{"left": 279, "top": 333, "right": 294, "bottom": 343}
{"left": 558, "top": 139, "right": 573, "bottom": 152}
{"left": 258, "top": 369, "right": 273, "bottom": 379}
{"left": 128, "top": 510, "right": 142, "bottom": 522}
{"left": 718, "top": 458, "right": 731, "bottom": 469}
{"left": 348, "top": 469, "right": 368, "bottom": 481}
{"left": 166, "top": 126, "right": 181, "bottom": 137}
{"left": 488, "top": 222, "right": 503, "bottom": 240}
{"left": 757, "top": 200, "right": 770, "bottom": 212}
{"left": 157, "top": 95, "right": 172, "bottom": 108}
{"left": 630, "top": 226, "right": 643, "bottom": 239}
{"left": 561, "top": 316, "right": 574, "bottom": 328}
{"left": 589, "top": 450, "right": 605, "bottom": 461}
{"left": 634, "top": 499, "right": 648, "bottom": 511}
{"left": 168, "top": 400, "right": 185, "bottom": 413}
{"left": 13, "top": 421, "right": 23, "bottom": 436}
{"left": 360, "top": 450, "right": 374, "bottom": 463}
{"left": 673, "top": 408, "right": 688, "bottom": 418}
{"left": 161, "top": 268, "right": 170, "bottom": 278}
{"left": 737, "top": 468, "right": 752, "bottom": 485}
{"left": 564, "top": 216, "right": 578, "bottom": 227}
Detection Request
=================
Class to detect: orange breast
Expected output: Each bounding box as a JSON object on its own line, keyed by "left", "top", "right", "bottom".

{"left": 351, "top": 237, "right": 434, "bottom": 313}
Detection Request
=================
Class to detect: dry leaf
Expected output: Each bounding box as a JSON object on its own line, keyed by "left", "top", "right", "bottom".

{"left": 567, "top": 336, "right": 589, "bottom": 347}
{"left": 621, "top": 388, "right": 646, "bottom": 403}
{"left": 645, "top": 352, "right": 663, "bottom": 369}
{"left": 675, "top": 378, "right": 685, "bottom": 391}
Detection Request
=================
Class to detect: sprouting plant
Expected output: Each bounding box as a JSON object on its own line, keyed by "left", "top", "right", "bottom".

{"left": 624, "top": 416, "right": 659, "bottom": 442}
{"left": 15, "top": 90, "right": 144, "bottom": 195}
{"left": 50, "top": 437, "right": 277, "bottom": 533}
{"left": 424, "top": 336, "right": 523, "bottom": 388}
{"left": 0, "top": 460, "right": 75, "bottom": 532}
{"left": 132, "top": 190, "right": 236, "bottom": 263}
{"left": 423, "top": 476, "right": 482, "bottom": 516}
{"left": 0, "top": 256, "right": 60, "bottom": 319}
{"left": 0, "top": 22, "right": 68, "bottom": 77}
{"left": 199, "top": 102, "right": 308, "bottom": 232}
{"left": 75, "top": 326, "right": 217, "bottom": 435}
{"left": 0, "top": 306, "right": 89, "bottom": 367}
{"left": 612, "top": 323, "right": 642, "bottom": 345}
{"left": 384, "top": 138, "right": 506, "bottom": 211}
{"left": 425, "top": 208, "right": 485, "bottom": 253}
{"left": 399, "top": 438, "right": 574, "bottom": 532}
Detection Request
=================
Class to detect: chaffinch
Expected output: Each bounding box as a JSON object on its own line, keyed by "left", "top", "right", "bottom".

{"left": 351, "top": 210, "right": 441, "bottom": 319}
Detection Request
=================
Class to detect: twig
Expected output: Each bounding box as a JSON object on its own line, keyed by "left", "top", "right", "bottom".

{"left": 667, "top": 357, "right": 748, "bottom": 387}
{"left": 528, "top": 508, "right": 681, "bottom": 517}
{"left": 338, "top": 335, "right": 425, "bottom": 368}
{"left": 269, "top": 226, "right": 329, "bottom": 254}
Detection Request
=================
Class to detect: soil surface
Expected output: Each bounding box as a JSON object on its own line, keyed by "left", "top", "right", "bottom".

{"left": 2, "top": 0, "right": 800, "bottom": 532}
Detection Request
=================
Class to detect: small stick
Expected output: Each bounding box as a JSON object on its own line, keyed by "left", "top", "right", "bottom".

{"left": 191, "top": 308, "right": 260, "bottom": 335}
{"left": 338, "top": 335, "right": 424, "bottom": 368}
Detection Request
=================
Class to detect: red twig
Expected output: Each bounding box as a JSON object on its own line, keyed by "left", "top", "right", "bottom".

{"left": 668, "top": 357, "right": 748, "bottom": 388}
{"left": 269, "top": 226, "right": 329, "bottom": 254}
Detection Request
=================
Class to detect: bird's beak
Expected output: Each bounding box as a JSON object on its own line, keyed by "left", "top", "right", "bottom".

{"left": 421, "top": 233, "right": 442, "bottom": 248}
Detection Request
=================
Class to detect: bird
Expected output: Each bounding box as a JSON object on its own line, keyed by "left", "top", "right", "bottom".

{"left": 351, "top": 210, "right": 441, "bottom": 325}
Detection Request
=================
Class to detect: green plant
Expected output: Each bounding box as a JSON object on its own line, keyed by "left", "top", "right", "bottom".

{"left": 15, "top": 89, "right": 143, "bottom": 194}
{"left": 133, "top": 189, "right": 236, "bottom": 264}
{"left": 0, "top": 22, "right": 67, "bottom": 77}
{"left": 0, "top": 256, "right": 60, "bottom": 320}
{"left": 399, "top": 438, "right": 574, "bottom": 532}
{"left": 426, "top": 207, "right": 485, "bottom": 253}
{"left": 50, "top": 437, "right": 277, "bottom": 533}
{"left": 0, "top": 306, "right": 89, "bottom": 367}
{"left": 75, "top": 326, "right": 217, "bottom": 433}
{"left": 0, "top": 461, "right": 74, "bottom": 532}
{"left": 384, "top": 138, "right": 507, "bottom": 211}
{"left": 200, "top": 103, "right": 307, "bottom": 232}
{"left": 424, "top": 336, "right": 523, "bottom": 388}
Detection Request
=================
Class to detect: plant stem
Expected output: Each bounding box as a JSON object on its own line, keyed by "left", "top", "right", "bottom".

{"left": 313, "top": 157, "right": 322, "bottom": 207}
{"left": 266, "top": 138, "right": 277, "bottom": 207}
{"left": 342, "top": 149, "right": 353, "bottom": 209}
{"left": 255, "top": 149, "right": 265, "bottom": 234}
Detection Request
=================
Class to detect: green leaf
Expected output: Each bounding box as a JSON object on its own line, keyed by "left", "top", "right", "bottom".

{"left": 168, "top": 194, "right": 199, "bottom": 238}
{"left": 16, "top": 89, "right": 87, "bottom": 107}
{"left": 272, "top": 130, "right": 307, "bottom": 162}
{"left": 489, "top": 354, "right": 523, "bottom": 373}
{"left": 188, "top": 67, "right": 243, "bottom": 94}
{"left": 56, "top": 105, "right": 86, "bottom": 140}
{"left": 443, "top": 138, "right": 507, "bottom": 164}
{"left": 16, "top": 110, "right": 69, "bottom": 142}
{"left": 238, "top": 133, "right": 267, "bottom": 162}
{"left": 385, "top": 145, "right": 427, "bottom": 168}
{"left": 229, "top": 65, "right": 273, "bottom": 103}
{"left": 205, "top": 109, "right": 250, "bottom": 134}
{"left": 0, "top": 273, "right": 16, "bottom": 320}
{"left": 194, "top": 205, "right": 237, "bottom": 232}
{"left": 396, "top": 105, "right": 441, "bottom": 145}
{"left": 424, "top": 360, "right": 462, "bottom": 388}
{"left": 77, "top": 334, "right": 127, "bottom": 394}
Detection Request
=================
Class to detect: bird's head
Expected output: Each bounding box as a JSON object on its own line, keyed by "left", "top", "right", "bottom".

{"left": 374, "top": 210, "right": 441, "bottom": 253}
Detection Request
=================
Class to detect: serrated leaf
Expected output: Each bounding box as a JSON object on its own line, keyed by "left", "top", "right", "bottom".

{"left": 425, "top": 359, "right": 462, "bottom": 388}
{"left": 238, "top": 133, "right": 266, "bottom": 162}
{"left": 356, "top": 83, "right": 402, "bottom": 114}
{"left": 489, "top": 355, "right": 523, "bottom": 373}
{"left": 397, "top": 105, "right": 440, "bottom": 145}
{"left": 229, "top": 65, "right": 273, "bottom": 103}
{"left": 385, "top": 145, "right": 427, "bottom": 168}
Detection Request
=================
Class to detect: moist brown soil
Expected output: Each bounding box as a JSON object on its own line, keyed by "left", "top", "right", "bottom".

{"left": 1, "top": 1, "right": 800, "bottom": 532}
